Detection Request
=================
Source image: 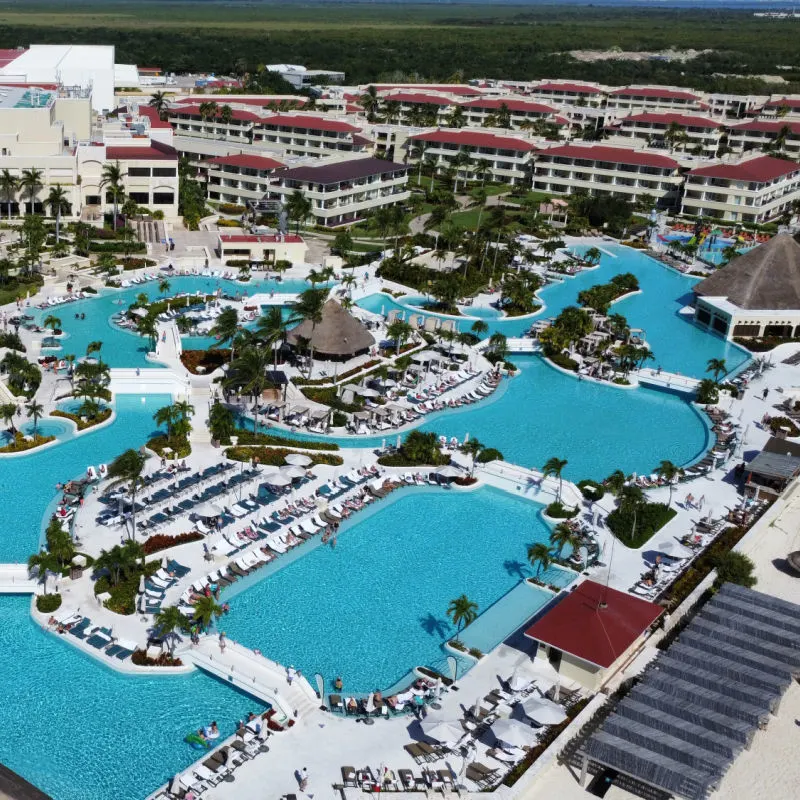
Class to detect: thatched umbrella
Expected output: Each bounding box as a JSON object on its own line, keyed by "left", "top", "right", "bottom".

{"left": 286, "top": 299, "right": 375, "bottom": 359}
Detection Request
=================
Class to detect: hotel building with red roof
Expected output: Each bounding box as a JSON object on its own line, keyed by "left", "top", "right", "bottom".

{"left": 205, "top": 154, "right": 286, "bottom": 207}
{"left": 608, "top": 112, "right": 724, "bottom": 157}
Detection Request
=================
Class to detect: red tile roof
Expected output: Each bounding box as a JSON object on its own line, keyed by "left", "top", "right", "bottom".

{"left": 460, "top": 98, "right": 557, "bottom": 114}
{"left": 728, "top": 119, "right": 800, "bottom": 135}
{"left": 688, "top": 155, "right": 800, "bottom": 183}
{"left": 207, "top": 154, "right": 284, "bottom": 171}
{"left": 534, "top": 82, "right": 603, "bottom": 94}
{"left": 261, "top": 114, "right": 361, "bottom": 133}
{"left": 373, "top": 84, "right": 483, "bottom": 96}
{"left": 611, "top": 87, "right": 700, "bottom": 101}
{"left": 410, "top": 129, "right": 534, "bottom": 152}
{"left": 171, "top": 104, "right": 263, "bottom": 123}
{"left": 106, "top": 142, "right": 178, "bottom": 161}
{"left": 621, "top": 112, "right": 720, "bottom": 129}
{"left": 385, "top": 91, "right": 453, "bottom": 106}
{"left": 134, "top": 105, "right": 173, "bottom": 130}
{"left": 0, "top": 81, "right": 59, "bottom": 90}
{"left": 219, "top": 234, "right": 304, "bottom": 244}
{"left": 0, "top": 48, "right": 24, "bottom": 68}
{"left": 765, "top": 97, "right": 800, "bottom": 109}
{"left": 524, "top": 580, "right": 663, "bottom": 669}
{"left": 538, "top": 144, "right": 679, "bottom": 169}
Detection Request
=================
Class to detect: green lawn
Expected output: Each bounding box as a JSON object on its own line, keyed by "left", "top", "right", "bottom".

{"left": 504, "top": 190, "right": 555, "bottom": 207}
{"left": 449, "top": 208, "right": 484, "bottom": 229}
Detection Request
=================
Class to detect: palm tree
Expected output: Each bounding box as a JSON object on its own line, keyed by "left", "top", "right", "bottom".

{"left": 255, "top": 306, "right": 289, "bottom": 370}
{"left": 43, "top": 315, "right": 61, "bottom": 333}
{"left": 471, "top": 319, "right": 489, "bottom": 338}
{"left": 721, "top": 244, "right": 740, "bottom": 264}
{"left": 26, "top": 399, "right": 44, "bottom": 436}
{"left": 107, "top": 448, "right": 148, "bottom": 541}
{"left": 0, "top": 402, "right": 17, "bottom": 433}
{"left": 584, "top": 246, "right": 602, "bottom": 265}
{"left": 361, "top": 85, "right": 379, "bottom": 122}
{"left": 706, "top": 358, "right": 727, "bottom": 385}
{"left": 149, "top": 90, "right": 170, "bottom": 119}
{"left": 209, "top": 307, "right": 240, "bottom": 361}
{"left": 193, "top": 594, "right": 223, "bottom": 631}
{"left": 291, "top": 287, "right": 328, "bottom": 378}
{"left": 542, "top": 456, "right": 568, "bottom": 503}
{"left": 550, "top": 522, "right": 580, "bottom": 559}
{"left": 136, "top": 315, "right": 158, "bottom": 352}
{"left": 527, "top": 542, "right": 552, "bottom": 577}
{"left": 158, "top": 279, "right": 171, "bottom": 296}
{"left": 448, "top": 105, "right": 466, "bottom": 128}
{"left": 451, "top": 150, "right": 472, "bottom": 192}
{"left": 225, "top": 346, "right": 272, "bottom": 432}
{"left": 219, "top": 105, "right": 233, "bottom": 126}
{"left": 655, "top": 460, "right": 681, "bottom": 506}
{"left": 153, "top": 403, "right": 179, "bottom": 440}
{"left": 20, "top": 167, "right": 43, "bottom": 215}
{"left": 387, "top": 319, "right": 413, "bottom": 355}
{"left": 154, "top": 605, "right": 186, "bottom": 654}
{"left": 446, "top": 594, "right": 478, "bottom": 641}
{"left": 46, "top": 184, "right": 70, "bottom": 243}
{"left": 459, "top": 437, "right": 484, "bottom": 477}
{"left": 604, "top": 469, "right": 627, "bottom": 495}
{"left": 87, "top": 340, "right": 103, "bottom": 360}
{"left": 28, "top": 549, "right": 59, "bottom": 595}
{"left": 100, "top": 161, "right": 125, "bottom": 230}
{"left": 0, "top": 169, "right": 19, "bottom": 220}
{"left": 285, "top": 190, "right": 313, "bottom": 233}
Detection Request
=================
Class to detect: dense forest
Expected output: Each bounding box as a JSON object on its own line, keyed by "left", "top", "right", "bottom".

{"left": 0, "top": 3, "right": 799, "bottom": 93}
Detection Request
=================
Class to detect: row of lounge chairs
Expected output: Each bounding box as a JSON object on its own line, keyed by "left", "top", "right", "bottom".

{"left": 48, "top": 609, "right": 138, "bottom": 661}
{"left": 137, "top": 560, "right": 191, "bottom": 615}
{"left": 34, "top": 291, "right": 90, "bottom": 309}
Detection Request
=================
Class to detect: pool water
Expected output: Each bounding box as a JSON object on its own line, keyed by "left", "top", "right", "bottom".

{"left": 659, "top": 232, "right": 755, "bottom": 266}
{"left": 0, "top": 595, "right": 265, "bottom": 800}
{"left": 221, "top": 486, "right": 567, "bottom": 693}
{"left": 31, "top": 276, "right": 311, "bottom": 369}
{"left": 0, "top": 394, "right": 171, "bottom": 561}
{"left": 358, "top": 244, "right": 750, "bottom": 379}
{"left": 0, "top": 418, "right": 69, "bottom": 444}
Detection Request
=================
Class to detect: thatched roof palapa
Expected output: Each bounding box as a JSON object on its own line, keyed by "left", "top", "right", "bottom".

{"left": 286, "top": 299, "right": 375, "bottom": 358}
{"left": 694, "top": 233, "right": 800, "bottom": 310}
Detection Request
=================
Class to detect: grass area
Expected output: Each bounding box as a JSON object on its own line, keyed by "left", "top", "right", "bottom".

{"left": 504, "top": 190, "right": 556, "bottom": 207}
{"left": 449, "top": 207, "right": 484, "bottom": 229}
{"left": 50, "top": 408, "right": 112, "bottom": 431}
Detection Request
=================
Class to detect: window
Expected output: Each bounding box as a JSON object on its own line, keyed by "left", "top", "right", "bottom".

{"left": 152, "top": 192, "right": 175, "bottom": 205}
{"left": 129, "top": 192, "right": 150, "bottom": 204}
{"left": 128, "top": 167, "right": 150, "bottom": 177}
{"left": 85, "top": 195, "right": 101, "bottom": 205}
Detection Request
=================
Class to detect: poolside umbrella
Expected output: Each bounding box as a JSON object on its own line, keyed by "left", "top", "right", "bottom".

{"left": 492, "top": 718, "right": 536, "bottom": 749}
{"left": 521, "top": 696, "right": 567, "bottom": 725}
{"left": 356, "top": 387, "right": 380, "bottom": 398}
{"left": 436, "top": 465, "right": 462, "bottom": 479}
{"left": 435, "top": 677, "right": 443, "bottom": 700}
{"left": 508, "top": 667, "right": 537, "bottom": 692}
{"left": 263, "top": 472, "right": 292, "bottom": 487}
{"left": 161, "top": 555, "right": 168, "bottom": 569}
{"left": 138, "top": 575, "right": 146, "bottom": 594}
{"left": 421, "top": 716, "right": 463, "bottom": 743}
{"left": 284, "top": 453, "right": 312, "bottom": 467}
{"left": 655, "top": 538, "right": 694, "bottom": 559}
{"left": 195, "top": 501, "right": 224, "bottom": 518}
{"left": 280, "top": 465, "right": 306, "bottom": 479}
{"left": 364, "top": 692, "right": 375, "bottom": 715}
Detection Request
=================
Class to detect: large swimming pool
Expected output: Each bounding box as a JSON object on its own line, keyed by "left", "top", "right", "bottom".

{"left": 221, "top": 486, "right": 569, "bottom": 694}
{"left": 0, "top": 393, "right": 171, "bottom": 562}
{"left": 0, "top": 595, "right": 264, "bottom": 800}
{"left": 31, "top": 276, "right": 311, "bottom": 368}
{"left": 358, "top": 244, "right": 750, "bottom": 379}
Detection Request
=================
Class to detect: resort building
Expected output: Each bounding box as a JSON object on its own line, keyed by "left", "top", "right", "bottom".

{"left": 167, "top": 103, "right": 264, "bottom": 143}
{"left": 681, "top": 154, "right": 800, "bottom": 223}
{"left": 528, "top": 81, "right": 607, "bottom": 108}
{"left": 205, "top": 154, "right": 285, "bottom": 207}
{"left": 761, "top": 96, "right": 800, "bottom": 118}
{"left": 605, "top": 85, "right": 705, "bottom": 114}
{"left": 253, "top": 114, "right": 368, "bottom": 159}
{"left": 216, "top": 233, "right": 308, "bottom": 265}
{"left": 524, "top": 580, "right": 663, "bottom": 691}
{"left": 265, "top": 156, "right": 409, "bottom": 227}
{"left": 693, "top": 233, "right": 800, "bottom": 339}
{"left": 608, "top": 112, "right": 723, "bottom": 157}
{"left": 532, "top": 143, "right": 684, "bottom": 207}
{"left": 726, "top": 119, "right": 800, "bottom": 157}
{"left": 458, "top": 97, "right": 564, "bottom": 130}
{"left": 706, "top": 91, "right": 770, "bottom": 120}
{"left": 407, "top": 129, "right": 535, "bottom": 185}
{"left": 265, "top": 64, "right": 345, "bottom": 90}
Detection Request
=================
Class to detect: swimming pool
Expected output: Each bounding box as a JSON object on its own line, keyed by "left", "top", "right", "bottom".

{"left": 220, "top": 486, "right": 569, "bottom": 693}
{"left": 358, "top": 244, "right": 750, "bottom": 379}
{"left": 31, "top": 276, "right": 312, "bottom": 369}
{"left": 0, "top": 595, "right": 265, "bottom": 800}
{"left": 0, "top": 394, "right": 171, "bottom": 561}
{"left": 659, "top": 232, "right": 755, "bottom": 266}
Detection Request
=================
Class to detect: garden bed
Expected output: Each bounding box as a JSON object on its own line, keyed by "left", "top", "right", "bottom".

{"left": 225, "top": 445, "right": 343, "bottom": 467}
{"left": 51, "top": 408, "right": 112, "bottom": 431}
{"left": 180, "top": 348, "right": 230, "bottom": 375}
{"left": 0, "top": 432, "right": 56, "bottom": 454}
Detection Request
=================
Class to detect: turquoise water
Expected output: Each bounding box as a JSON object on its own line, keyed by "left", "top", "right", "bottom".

{"left": 659, "top": 232, "right": 755, "bottom": 266}
{"left": 221, "top": 486, "right": 565, "bottom": 693}
{"left": 359, "top": 244, "right": 750, "bottom": 378}
{"left": 0, "top": 418, "right": 69, "bottom": 444}
{"left": 257, "top": 355, "right": 712, "bottom": 480}
{"left": 31, "top": 276, "right": 311, "bottom": 368}
{"left": 0, "top": 394, "right": 170, "bottom": 561}
{"left": 0, "top": 595, "right": 265, "bottom": 800}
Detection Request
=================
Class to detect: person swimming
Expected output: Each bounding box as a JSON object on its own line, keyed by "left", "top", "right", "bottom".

{"left": 334, "top": 676, "right": 343, "bottom": 691}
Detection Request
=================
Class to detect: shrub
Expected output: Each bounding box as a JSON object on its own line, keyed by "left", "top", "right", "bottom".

{"left": 612, "top": 377, "right": 631, "bottom": 385}
{"left": 547, "top": 352, "right": 579, "bottom": 372}
{"left": 148, "top": 435, "right": 191, "bottom": 458}
{"left": 768, "top": 416, "right": 799, "bottom": 437}
{"left": 545, "top": 501, "right": 579, "bottom": 519}
{"left": 218, "top": 203, "right": 246, "bottom": 215}
{"left": 331, "top": 411, "right": 347, "bottom": 427}
{"left": 448, "top": 639, "right": 467, "bottom": 652}
{"left": 301, "top": 386, "right": 362, "bottom": 412}
{"left": 51, "top": 408, "right": 112, "bottom": 431}
{"left": 0, "top": 432, "right": 56, "bottom": 453}
{"left": 234, "top": 430, "right": 338, "bottom": 451}
{"left": 225, "top": 446, "right": 343, "bottom": 467}
{"left": 476, "top": 447, "right": 503, "bottom": 463}
{"left": 143, "top": 531, "right": 204, "bottom": 555}
{"left": 120, "top": 257, "right": 157, "bottom": 270}
{"left": 225, "top": 259, "right": 249, "bottom": 267}
{"left": 607, "top": 501, "right": 676, "bottom": 548}
{"left": 89, "top": 241, "right": 147, "bottom": 253}
{"left": 274, "top": 259, "right": 292, "bottom": 271}
{"left": 468, "top": 648, "right": 484, "bottom": 659}
{"left": 217, "top": 219, "right": 241, "bottom": 228}
{"left": 36, "top": 593, "right": 62, "bottom": 613}
{"left": 180, "top": 348, "right": 229, "bottom": 375}
{"left": 131, "top": 650, "right": 183, "bottom": 667}
{"left": 0, "top": 332, "right": 25, "bottom": 352}
{"left": 577, "top": 479, "right": 605, "bottom": 502}
{"left": 696, "top": 378, "right": 719, "bottom": 404}
{"left": 712, "top": 550, "right": 757, "bottom": 588}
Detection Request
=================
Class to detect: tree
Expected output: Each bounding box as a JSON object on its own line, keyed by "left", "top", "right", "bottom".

{"left": 584, "top": 246, "right": 602, "bottom": 265}
{"left": 285, "top": 189, "right": 312, "bottom": 233}
{"left": 712, "top": 551, "right": 757, "bottom": 589}
{"left": 459, "top": 437, "right": 484, "bottom": 477}
{"left": 26, "top": 399, "right": 44, "bottom": 436}
{"left": 0, "top": 169, "right": 18, "bottom": 220}
{"left": 136, "top": 315, "right": 158, "bottom": 352}
{"left": 107, "top": 449, "right": 148, "bottom": 542}
{"left": 28, "top": 549, "right": 59, "bottom": 595}
{"left": 290, "top": 287, "right": 328, "bottom": 378}
{"left": 361, "top": 85, "right": 379, "bottom": 122}
{"left": 721, "top": 245, "right": 740, "bottom": 264}
{"left": 208, "top": 401, "right": 235, "bottom": 443}
{"left": 663, "top": 122, "right": 688, "bottom": 152}
{"left": 0, "top": 402, "right": 17, "bottom": 433}
{"left": 496, "top": 102, "right": 512, "bottom": 129}
{"left": 154, "top": 605, "right": 186, "bottom": 654}
{"left": 447, "top": 105, "right": 466, "bottom": 128}
{"left": 43, "top": 315, "right": 62, "bottom": 333}
{"left": 655, "top": 459, "right": 681, "bottom": 506}
{"left": 527, "top": 542, "right": 552, "bottom": 577}
{"left": 158, "top": 279, "right": 171, "bottom": 296}
{"left": 149, "top": 90, "right": 170, "bottom": 119}
{"left": 20, "top": 167, "right": 43, "bottom": 215}
{"left": 94, "top": 540, "right": 143, "bottom": 587}
{"left": 387, "top": 319, "right": 413, "bottom": 355}
{"left": 550, "top": 522, "right": 580, "bottom": 558}
{"left": 487, "top": 332, "right": 508, "bottom": 362}
{"left": 447, "top": 594, "right": 478, "bottom": 641}
{"left": 100, "top": 161, "right": 126, "bottom": 230}
{"left": 225, "top": 346, "right": 272, "bottom": 432}
{"left": 193, "top": 594, "right": 224, "bottom": 631}
{"left": 604, "top": 469, "right": 627, "bottom": 496}
{"left": 45, "top": 518, "right": 75, "bottom": 568}
{"left": 209, "top": 307, "right": 240, "bottom": 361}
{"left": 46, "top": 184, "right": 70, "bottom": 243}
{"left": 19, "top": 214, "right": 47, "bottom": 273}
{"left": 256, "top": 306, "right": 290, "bottom": 370}
{"left": 471, "top": 319, "right": 489, "bottom": 338}
{"left": 219, "top": 104, "right": 233, "bottom": 125}
{"left": 543, "top": 456, "right": 568, "bottom": 503}
{"left": 153, "top": 403, "right": 179, "bottom": 440}
{"left": 706, "top": 358, "right": 727, "bottom": 385}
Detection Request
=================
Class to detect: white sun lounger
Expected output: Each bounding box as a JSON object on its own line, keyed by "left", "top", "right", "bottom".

{"left": 300, "top": 519, "right": 319, "bottom": 534}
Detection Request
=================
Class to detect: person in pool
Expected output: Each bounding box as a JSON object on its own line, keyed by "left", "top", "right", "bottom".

{"left": 334, "top": 676, "right": 343, "bottom": 691}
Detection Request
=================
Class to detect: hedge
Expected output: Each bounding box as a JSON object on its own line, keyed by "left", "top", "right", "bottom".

{"left": 546, "top": 501, "right": 579, "bottom": 519}
{"left": 234, "top": 430, "right": 338, "bottom": 451}
{"left": 577, "top": 479, "right": 605, "bottom": 502}
{"left": 143, "top": 531, "right": 203, "bottom": 555}
{"left": 548, "top": 352, "right": 579, "bottom": 372}
{"left": 301, "top": 386, "right": 364, "bottom": 412}
{"left": 607, "top": 502, "right": 676, "bottom": 548}
{"left": 36, "top": 593, "right": 62, "bottom": 613}
{"left": 148, "top": 435, "right": 191, "bottom": 459}
{"left": 225, "top": 446, "right": 343, "bottom": 467}
{"left": 89, "top": 241, "right": 147, "bottom": 253}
